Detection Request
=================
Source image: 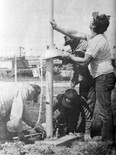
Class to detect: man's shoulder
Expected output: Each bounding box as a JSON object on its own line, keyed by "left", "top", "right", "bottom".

{"left": 90, "top": 34, "right": 106, "bottom": 42}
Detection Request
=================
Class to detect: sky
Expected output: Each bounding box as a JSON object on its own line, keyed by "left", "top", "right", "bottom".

{"left": 0, "top": 0, "right": 115, "bottom": 57}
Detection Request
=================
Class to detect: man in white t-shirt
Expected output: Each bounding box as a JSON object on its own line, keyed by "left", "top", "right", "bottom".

{"left": 86, "top": 34, "right": 113, "bottom": 78}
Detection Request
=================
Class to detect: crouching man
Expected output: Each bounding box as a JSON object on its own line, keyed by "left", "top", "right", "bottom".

{"left": 0, "top": 82, "right": 42, "bottom": 140}
{"left": 53, "top": 88, "right": 92, "bottom": 141}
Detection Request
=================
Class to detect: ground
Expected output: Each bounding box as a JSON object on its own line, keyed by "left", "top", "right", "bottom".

{"left": 0, "top": 77, "right": 116, "bottom": 155}
{"left": 0, "top": 140, "right": 113, "bottom": 155}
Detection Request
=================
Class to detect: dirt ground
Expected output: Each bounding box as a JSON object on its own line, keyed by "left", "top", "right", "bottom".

{"left": 0, "top": 78, "right": 116, "bottom": 155}
{"left": 0, "top": 140, "right": 113, "bottom": 155}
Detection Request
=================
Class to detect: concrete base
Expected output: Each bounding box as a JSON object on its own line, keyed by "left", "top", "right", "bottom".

{"left": 35, "top": 133, "right": 83, "bottom": 146}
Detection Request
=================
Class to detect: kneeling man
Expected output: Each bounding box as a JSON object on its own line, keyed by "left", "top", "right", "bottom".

{"left": 53, "top": 88, "right": 92, "bottom": 141}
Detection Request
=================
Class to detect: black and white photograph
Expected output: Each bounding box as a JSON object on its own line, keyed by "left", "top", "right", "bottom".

{"left": 0, "top": 0, "right": 116, "bottom": 154}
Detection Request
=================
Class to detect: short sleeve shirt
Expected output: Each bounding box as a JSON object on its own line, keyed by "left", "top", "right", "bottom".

{"left": 86, "top": 34, "right": 114, "bottom": 78}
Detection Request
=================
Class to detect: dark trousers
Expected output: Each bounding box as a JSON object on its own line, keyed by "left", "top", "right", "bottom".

{"left": 93, "top": 72, "right": 115, "bottom": 141}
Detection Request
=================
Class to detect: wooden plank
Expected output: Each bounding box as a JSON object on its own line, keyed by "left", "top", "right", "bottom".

{"left": 35, "top": 134, "right": 83, "bottom": 146}
{"left": 13, "top": 133, "right": 42, "bottom": 140}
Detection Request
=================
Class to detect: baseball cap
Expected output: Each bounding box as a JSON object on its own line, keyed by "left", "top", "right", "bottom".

{"left": 64, "top": 35, "right": 72, "bottom": 46}
{"left": 62, "top": 89, "right": 78, "bottom": 108}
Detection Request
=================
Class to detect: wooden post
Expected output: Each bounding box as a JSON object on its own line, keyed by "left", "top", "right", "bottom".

{"left": 46, "top": 0, "right": 54, "bottom": 138}
{"left": 14, "top": 54, "right": 17, "bottom": 82}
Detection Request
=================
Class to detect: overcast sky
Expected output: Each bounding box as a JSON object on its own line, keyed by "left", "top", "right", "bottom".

{"left": 0, "top": 0, "right": 115, "bottom": 57}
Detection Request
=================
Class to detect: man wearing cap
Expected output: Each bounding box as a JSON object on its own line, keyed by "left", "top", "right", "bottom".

{"left": 0, "top": 82, "right": 41, "bottom": 140}
{"left": 53, "top": 88, "right": 92, "bottom": 141}
{"left": 63, "top": 36, "right": 88, "bottom": 87}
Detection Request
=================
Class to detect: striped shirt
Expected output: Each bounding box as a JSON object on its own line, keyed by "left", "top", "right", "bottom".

{"left": 80, "top": 97, "right": 92, "bottom": 134}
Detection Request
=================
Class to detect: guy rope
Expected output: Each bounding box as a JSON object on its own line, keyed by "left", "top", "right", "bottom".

{"left": 34, "top": 56, "right": 43, "bottom": 129}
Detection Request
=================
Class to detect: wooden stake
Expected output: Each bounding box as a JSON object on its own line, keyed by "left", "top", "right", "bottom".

{"left": 14, "top": 54, "right": 17, "bottom": 82}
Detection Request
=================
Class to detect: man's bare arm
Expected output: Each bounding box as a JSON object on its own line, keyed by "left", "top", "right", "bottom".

{"left": 50, "top": 20, "right": 87, "bottom": 40}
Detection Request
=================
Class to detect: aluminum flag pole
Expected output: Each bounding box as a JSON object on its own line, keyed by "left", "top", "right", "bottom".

{"left": 45, "top": 0, "right": 54, "bottom": 138}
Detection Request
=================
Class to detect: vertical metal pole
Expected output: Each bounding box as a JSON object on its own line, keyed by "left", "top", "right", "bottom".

{"left": 14, "top": 54, "right": 17, "bottom": 82}
{"left": 110, "top": 0, "right": 116, "bottom": 59}
{"left": 113, "top": 0, "right": 116, "bottom": 60}
{"left": 46, "top": 0, "right": 54, "bottom": 138}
